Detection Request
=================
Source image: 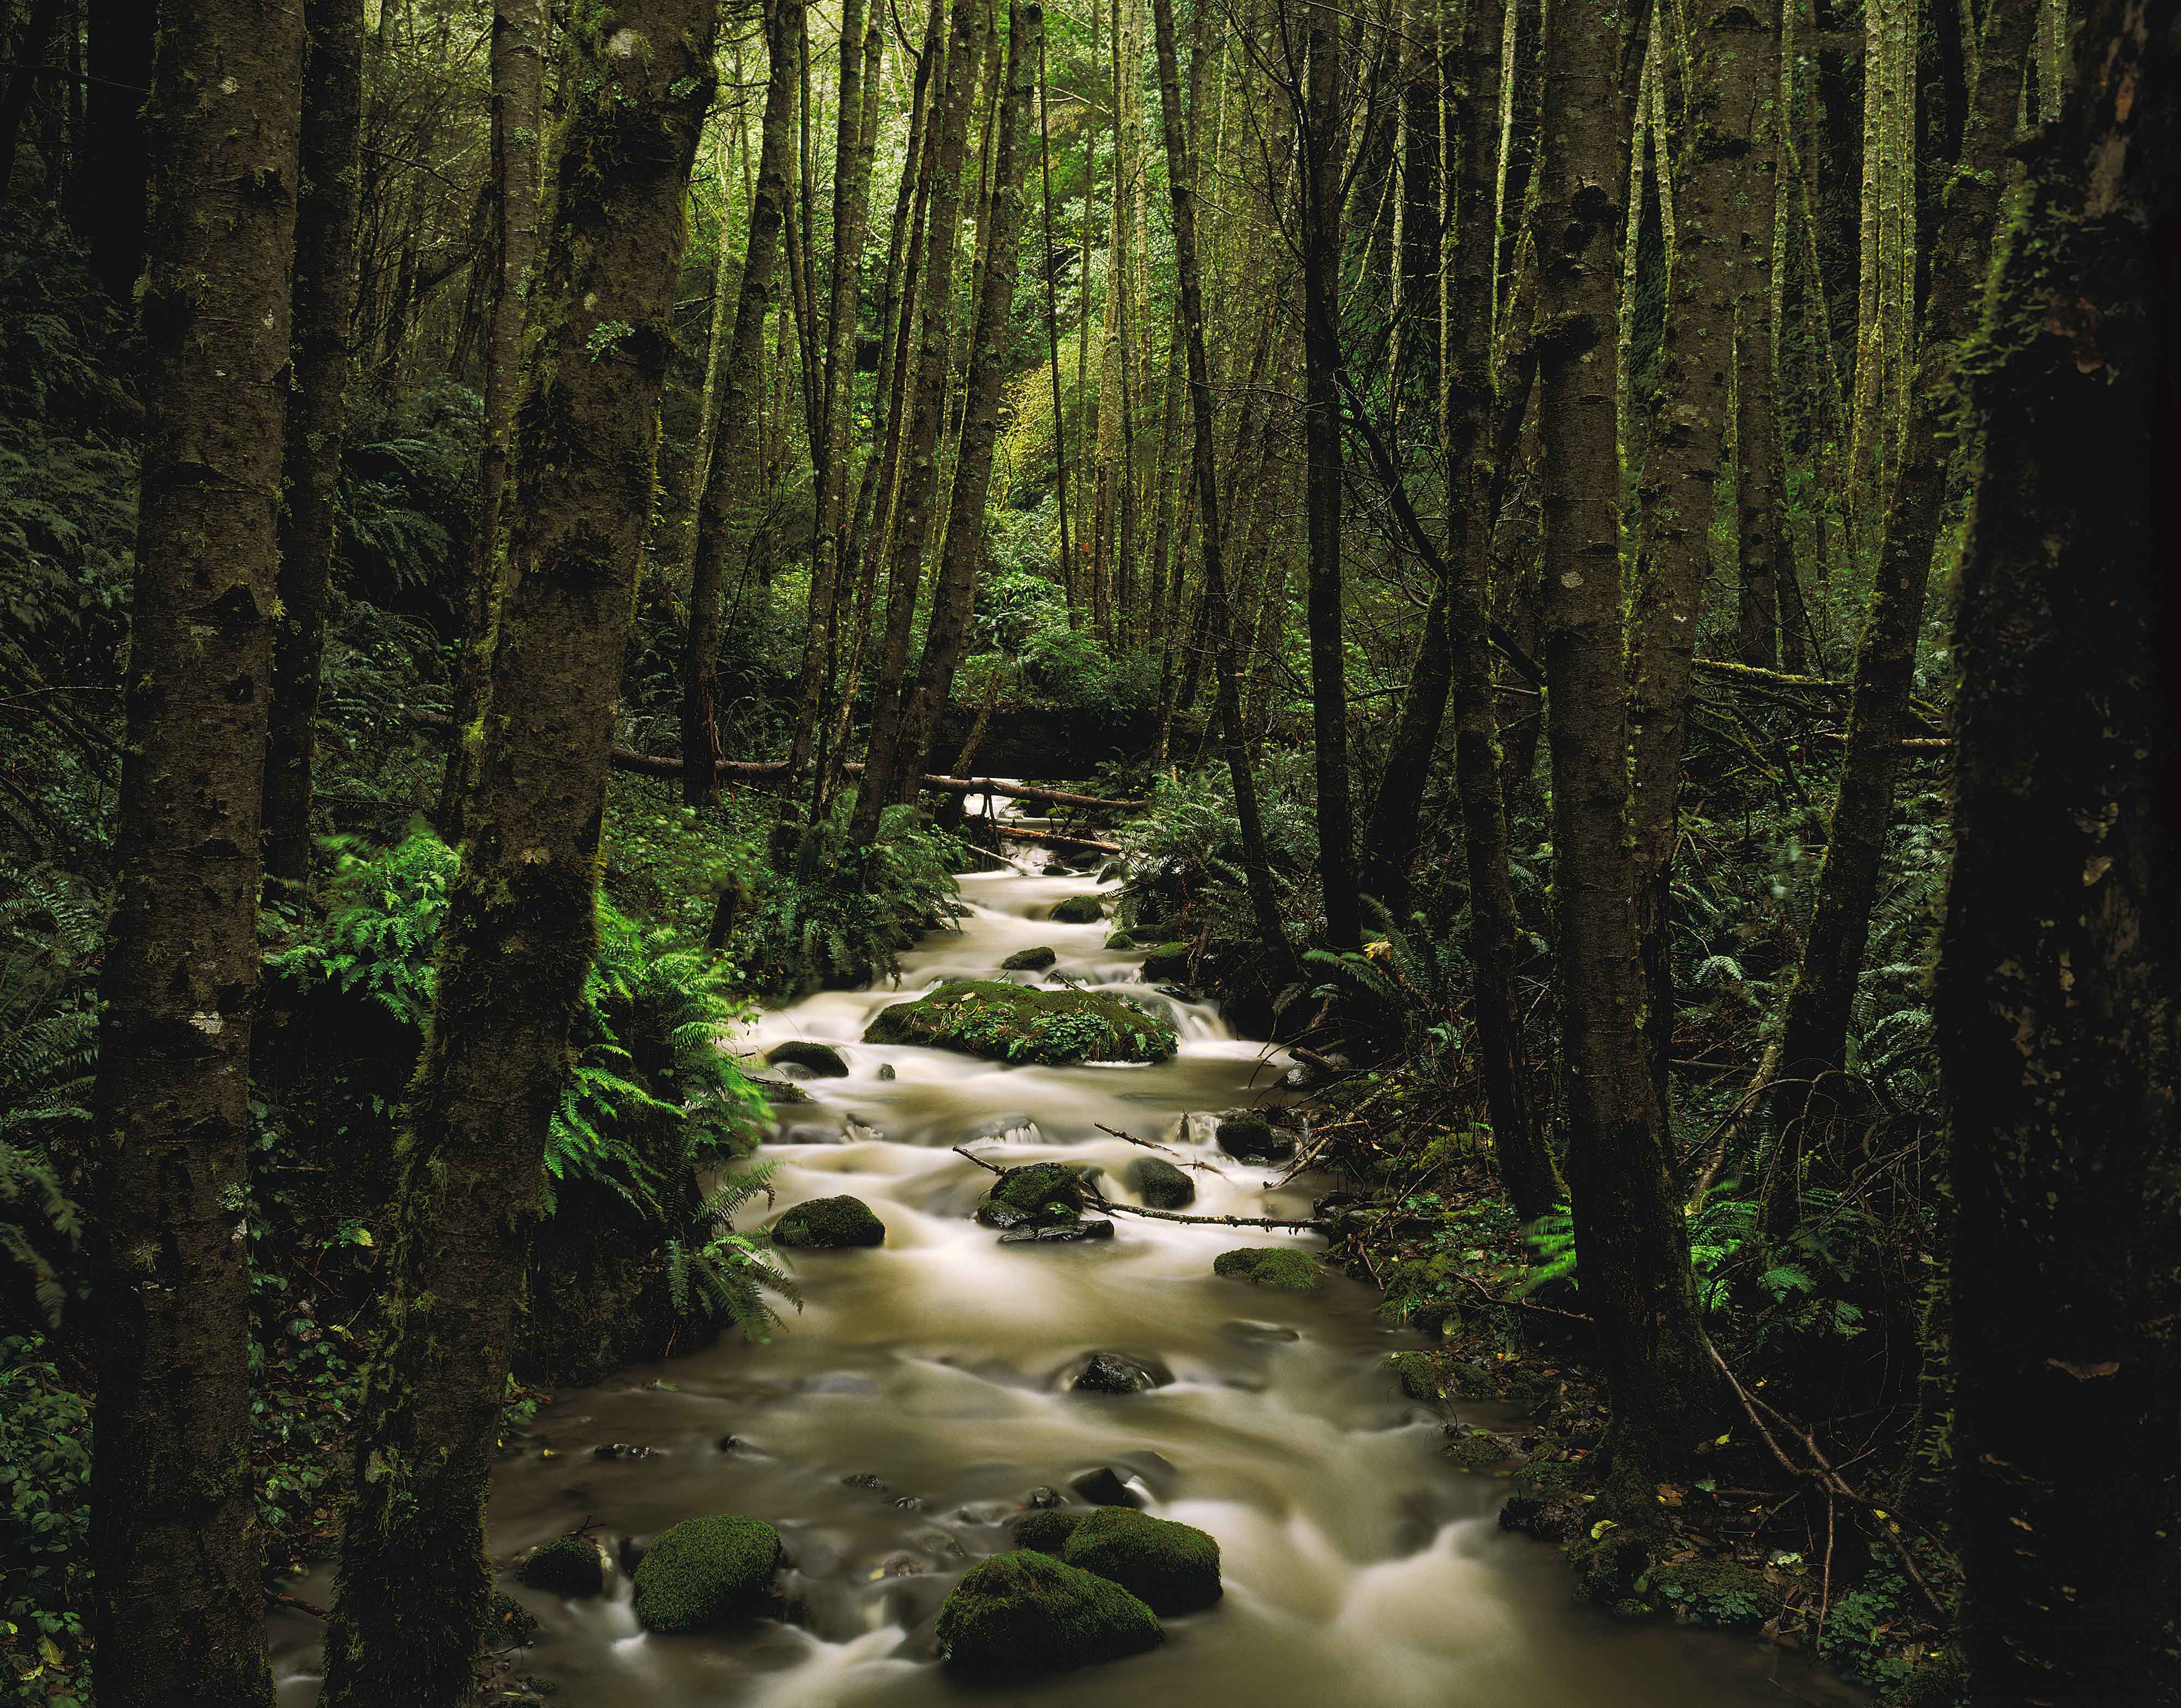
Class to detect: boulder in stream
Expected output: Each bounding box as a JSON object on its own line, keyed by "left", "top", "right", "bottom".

{"left": 1059, "top": 1507, "right": 1222, "bottom": 1615}
{"left": 864, "top": 980, "right": 1178, "bottom": 1065}
{"left": 1138, "top": 943, "right": 1194, "bottom": 983}
{"left": 630, "top": 1514, "right": 784, "bottom": 1632}
{"left": 1214, "top": 1110, "right": 1296, "bottom": 1162}
{"left": 767, "top": 1040, "right": 849, "bottom": 1077}
{"left": 1066, "top": 1350, "right": 1171, "bottom": 1394}
{"left": 1068, "top": 1466, "right": 1144, "bottom": 1508}
{"left": 1102, "top": 928, "right": 1138, "bottom": 949}
{"left": 1049, "top": 895, "right": 1106, "bottom": 924}
{"left": 999, "top": 1217, "right": 1115, "bottom": 1245}
{"left": 1001, "top": 945, "right": 1058, "bottom": 971}
{"left": 1126, "top": 1156, "right": 1195, "bottom": 1208}
{"left": 1013, "top": 1509, "right": 1088, "bottom": 1552}
{"left": 934, "top": 1550, "right": 1162, "bottom": 1675}
{"left": 773, "top": 1194, "right": 887, "bottom": 1249}
{"left": 975, "top": 1162, "right": 1090, "bottom": 1229}
{"left": 516, "top": 1534, "right": 608, "bottom": 1597}
{"left": 751, "top": 1077, "right": 814, "bottom": 1106}
{"left": 1212, "top": 1247, "right": 1323, "bottom": 1290}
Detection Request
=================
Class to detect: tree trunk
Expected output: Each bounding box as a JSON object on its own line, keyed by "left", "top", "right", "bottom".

{"left": 1939, "top": 1, "right": 2180, "bottom": 1694}
{"left": 1151, "top": 0, "right": 1288, "bottom": 967}
{"left": 1732, "top": 3, "right": 1784, "bottom": 669}
{"left": 317, "top": 4, "right": 716, "bottom": 1700}
{"left": 1763, "top": 0, "right": 2034, "bottom": 1236}
{"left": 435, "top": 0, "right": 547, "bottom": 840}
{"left": 87, "top": 0, "right": 305, "bottom": 1694}
{"left": 81, "top": 0, "right": 153, "bottom": 301}
{"left": 1038, "top": 28, "right": 1073, "bottom": 600}
{"left": 1533, "top": 0, "right": 1714, "bottom": 1498}
{"left": 262, "top": 0, "right": 366, "bottom": 894}
{"left": 682, "top": 0, "right": 798, "bottom": 808}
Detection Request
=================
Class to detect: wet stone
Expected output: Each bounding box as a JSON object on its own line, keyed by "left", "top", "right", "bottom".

{"left": 841, "top": 1473, "right": 890, "bottom": 1493}
{"left": 1069, "top": 1466, "right": 1145, "bottom": 1508}
{"left": 1127, "top": 1155, "right": 1195, "bottom": 1208}
{"left": 876, "top": 1063, "right": 897, "bottom": 1081}
{"left": 768, "top": 1040, "right": 850, "bottom": 1077}
{"left": 1001, "top": 945, "right": 1058, "bottom": 971}
{"left": 999, "top": 1217, "right": 1116, "bottom": 1245}
{"left": 1067, "top": 1351, "right": 1172, "bottom": 1395}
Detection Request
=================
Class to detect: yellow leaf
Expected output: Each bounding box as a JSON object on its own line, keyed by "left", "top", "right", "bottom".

{"left": 39, "top": 1634, "right": 63, "bottom": 1665}
{"left": 355, "top": 1228, "right": 375, "bottom": 1247}
{"left": 1590, "top": 1519, "right": 1618, "bottom": 1540}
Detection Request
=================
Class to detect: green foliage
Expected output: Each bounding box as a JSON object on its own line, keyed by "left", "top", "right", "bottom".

{"left": 1117, "top": 757, "right": 1317, "bottom": 944}
{"left": 0, "top": 877, "right": 95, "bottom": 1329}
{"left": 664, "top": 1167, "right": 802, "bottom": 1341}
{"left": 0, "top": 1338, "right": 90, "bottom": 1707}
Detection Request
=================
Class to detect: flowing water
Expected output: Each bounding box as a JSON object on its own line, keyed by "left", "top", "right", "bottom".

{"left": 273, "top": 854, "right": 1860, "bottom": 1707}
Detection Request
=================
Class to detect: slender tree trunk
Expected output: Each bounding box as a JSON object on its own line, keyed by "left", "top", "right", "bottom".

{"left": 1151, "top": 0, "right": 1288, "bottom": 965}
{"left": 87, "top": 0, "right": 305, "bottom": 1693}
{"left": 1939, "top": 2, "right": 2179, "bottom": 1694}
{"left": 677, "top": 126, "right": 744, "bottom": 585}
{"left": 1038, "top": 27, "right": 1073, "bottom": 598}
{"left": 682, "top": 0, "right": 798, "bottom": 807}
{"left": 1733, "top": 3, "right": 1784, "bottom": 669}
{"left": 436, "top": 0, "right": 547, "bottom": 840}
{"left": 1764, "top": 0, "right": 2034, "bottom": 1236}
{"left": 317, "top": 5, "right": 716, "bottom": 1701}
{"left": 1533, "top": 0, "right": 1714, "bottom": 1499}
{"left": 82, "top": 0, "right": 153, "bottom": 301}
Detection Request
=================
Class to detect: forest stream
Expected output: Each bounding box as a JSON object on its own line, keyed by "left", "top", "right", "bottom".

{"left": 269, "top": 836, "right": 1864, "bottom": 1708}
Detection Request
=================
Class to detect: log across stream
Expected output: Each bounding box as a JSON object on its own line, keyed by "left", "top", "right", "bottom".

{"left": 270, "top": 856, "right": 1863, "bottom": 1707}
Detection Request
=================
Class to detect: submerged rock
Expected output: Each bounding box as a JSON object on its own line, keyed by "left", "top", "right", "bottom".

{"left": 1049, "top": 895, "right": 1106, "bottom": 924}
{"left": 999, "top": 1217, "right": 1114, "bottom": 1245}
{"left": 876, "top": 1063, "right": 897, "bottom": 1081}
{"left": 1001, "top": 945, "right": 1058, "bottom": 971}
{"left": 1069, "top": 1466, "right": 1144, "bottom": 1508}
{"left": 1067, "top": 1351, "right": 1171, "bottom": 1394}
{"left": 1214, "top": 1111, "right": 1296, "bottom": 1162}
{"left": 751, "top": 1076, "right": 814, "bottom": 1106}
{"left": 1059, "top": 1507, "right": 1222, "bottom": 1615}
{"left": 773, "top": 1194, "right": 886, "bottom": 1249}
{"left": 1126, "top": 1156, "right": 1195, "bottom": 1208}
{"left": 975, "top": 1162, "right": 1090, "bottom": 1229}
{"left": 517, "top": 1534, "right": 607, "bottom": 1597}
{"left": 630, "top": 1514, "right": 784, "bottom": 1632}
{"left": 864, "top": 980, "right": 1178, "bottom": 1065}
{"left": 767, "top": 1039, "right": 849, "bottom": 1077}
{"left": 1212, "top": 1246, "right": 1322, "bottom": 1290}
{"left": 933, "top": 1549, "right": 1162, "bottom": 1675}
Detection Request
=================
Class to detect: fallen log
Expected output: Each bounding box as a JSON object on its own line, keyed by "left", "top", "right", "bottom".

{"left": 407, "top": 713, "right": 1147, "bottom": 812}
{"left": 983, "top": 825, "right": 1123, "bottom": 855}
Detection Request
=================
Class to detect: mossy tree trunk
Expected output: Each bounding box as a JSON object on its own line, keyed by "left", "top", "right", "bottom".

{"left": 682, "top": 0, "right": 798, "bottom": 808}
{"left": 262, "top": 0, "right": 365, "bottom": 894}
{"left": 1763, "top": 0, "right": 2034, "bottom": 1236}
{"left": 1939, "top": 0, "right": 2179, "bottom": 1691}
{"left": 1533, "top": 0, "right": 1716, "bottom": 1496}
{"left": 317, "top": 3, "right": 717, "bottom": 1699}
{"left": 87, "top": 0, "right": 306, "bottom": 1694}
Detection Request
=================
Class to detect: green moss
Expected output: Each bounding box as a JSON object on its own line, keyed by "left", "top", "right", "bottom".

{"left": 1103, "top": 929, "right": 1138, "bottom": 949}
{"left": 1059, "top": 1507, "right": 1221, "bottom": 1615}
{"left": 630, "top": 1514, "right": 783, "bottom": 1632}
{"left": 977, "top": 1162, "right": 1089, "bottom": 1229}
{"left": 1388, "top": 1350, "right": 1447, "bottom": 1402}
{"left": 1050, "top": 895, "right": 1105, "bottom": 924}
{"left": 1212, "top": 1247, "right": 1322, "bottom": 1290}
{"left": 864, "top": 980, "right": 1177, "bottom": 1065}
{"left": 1139, "top": 943, "right": 1192, "bottom": 982}
{"left": 934, "top": 1549, "right": 1164, "bottom": 1674}
{"left": 1001, "top": 945, "right": 1058, "bottom": 971}
{"left": 1443, "top": 1426, "right": 1509, "bottom": 1468}
{"left": 485, "top": 1590, "right": 541, "bottom": 1648}
{"left": 1011, "top": 1509, "right": 1088, "bottom": 1553}
{"left": 766, "top": 1040, "right": 848, "bottom": 1077}
{"left": 517, "top": 1534, "right": 606, "bottom": 1597}
{"left": 773, "top": 1194, "right": 885, "bottom": 1249}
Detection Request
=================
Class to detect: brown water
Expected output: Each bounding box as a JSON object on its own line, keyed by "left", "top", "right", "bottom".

{"left": 271, "top": 858, "right": 1859, "bottom": 1707}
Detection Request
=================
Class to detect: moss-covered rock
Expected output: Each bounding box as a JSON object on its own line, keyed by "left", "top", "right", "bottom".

{"left": 1388, "top": 1350, "right": 1449, "bottom": 1402}
{"left": 752, "top": 1076, "right": 815, "bottom": 1106}
{"left": 864, "top": 980, "right": 1178, "bottom": 1065}
{"left": 1059, "top": 1507, "right": 1222, "bottom": 1616}
{"left": 1011, "top": 1509, "right": 1088, "bottom": 1553}
{"left": 1103, "top": 928, "right": 1138, "bottom": 949}
{"left": 767, "top": 1039, "right": 849, "bottom": 1077}
{"left": 1443, "top": 1426, "right": 1511, "bottom": 1468}
{"left": 1127, "top": 1156, "right": 1195, "bottom": 1208}
{"left": 1067, "top": 1350, "right": 1169, "bottom": 1393}
{"left": 1497, "top": 1458, "right": 1593, "bottom": 1543}
{"left": 1212, "top": 1246, "right": 1322, "bottom": 1289}
{"left": 1050, "top": 895, "right": 1106, "bottom": 924}
{"left": 1215, "top": 1111, "right": 1295, "bottom": 1162}
{"left": 517, "top": 1534, "right": 607, "bottom": 1597}
{"left": 1139, "top": 943, "right": 1192, "bottom": 983}
{"left": 933, "top": 1550, "right": 1163, "bottom": 1674}
{"left": 630, "top": 1514, "right": 784, "bottom": 1632}
{"left": 773, "top": 1194, "right": 886, "bottom": 1249}
{"left": 485, "top": 1590, "right": 541, "bottom": 1649}
{"left": 1001, "top": 945, "right": 1058, "bottom": 971}
{"left": 976, "top": 1162, "right": 1091, "bottom": 1229}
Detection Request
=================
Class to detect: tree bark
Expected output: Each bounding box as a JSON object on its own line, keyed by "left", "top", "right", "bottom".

{"left": 87, "top": 0, "right": 305, "bottom": 1694}
{"left": 81, "top": 0, "right": 153, "bottom": 301}
{"left": 1939, "top": 1, "right": 2180, "bottom": 1693}
{"left": 317, "top": 3, "right": 716, "bottom": 1699}
{"left": 682, "top": 0, "right": 798, "bottom": 807}
{"left": 1533, "top": 0, "right": 1714, "bottom": 1496}
{"left": 1764, "top": 0, "right": 2034, "bottom": 1235}
{"left": 435, "top": 0, "right": 547, "bottom": 840}
{"left": 262, "top": 0, "right": 365, "bottom": 894}
{"left": 1732, "top": 1, "right": 1784, "bottom": 669}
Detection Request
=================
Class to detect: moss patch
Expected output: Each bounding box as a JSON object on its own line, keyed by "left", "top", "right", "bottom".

{"left": 934, "top": 1549, "right": 1163, "bottom": 1674}
{"left": 1050, "top": 895, "right": 1106, "bottom": 924}
{"left": 1127, "top": 1156, "right": 1195, "bottom": 1208}
{"left": 865, "top": 980, "right": 1177, "bottom": 1065}
{"left": 767, "top": 1039, "right": 848, "bottom": 1076}
{"left": 773, "top": 1194, "right": 885, "bottom": 1249}
{"left": 1059, "top": 1507, "right": 1222, "bottom": 1615}
{"left": 1139, "top": 943, "right": 1192, "bottom": 982}
{"left": 630, "top": 1514, "right": 783, "bottom": 1632}
{"left": 1388, "top": 1350, "right": 1448, "bottom": 1402}
{"left": 977, "top": 1162, "right": 1091, "bottom": 1229}
{"left": 1001, "top": 945, "right": 1058, "bottom": 971}
{"left": 1212, "top": 1246, "right": 1322, "bottom": 1290}
{"left": 517, "top": 1534, "right": 607, "bottom": 1597}
{"left": 1011, "top": 1509, "right": 1089, "bottom": 1553}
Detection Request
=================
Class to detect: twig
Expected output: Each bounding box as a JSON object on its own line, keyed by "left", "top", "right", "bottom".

{"left": 951, "top": 1145, "right": 1007, "bottom": 1174}
{"left": 1095, "top": 1122, "right": 1181, "bottom": 1156}
{"left": 268, "top": 1591, "right": 330, "bottom": 1620}
{"left": 1454, "top": 1270, "right": 1595, "bottom": 1324}
{"left": 1084, "top": 1190, "right": 1326, "bottom": 1232}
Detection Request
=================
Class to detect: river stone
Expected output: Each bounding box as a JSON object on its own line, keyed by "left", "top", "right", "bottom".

{"left": 1001, "top": 945, "right": 1058, "bottom": 971}
{"left": 1049, "top": 895, "right": 1105, "bottom": 924}
{"left": 999, "top": 1217, "right": 1115, "bottom": 1245}
{"left": 1126, "top": 1156, "right": 1195, "bottom": 1209}
{"left": 864, "top": 980, "right": 1178, "bottom": 1065}
{"left": 1212, "top": 1247, "right": 1322, "bottom": 1290}
{"left": 774, "top": 1194, "right": 886, "bottom": 1249}
{"left": 767, "top": 1040, "right": 849, "bottom": 1077}
{"left": 1215, "top": 1111, "right": 1296, "bottom": 1162}
{"left": 1013, "top": 1509, "right": 1088, "bottom": 1553}
{"left": 976, "top": 1162, "right": 1089, "bottom": 1229}
{"left": 630, "top": 1514, "right": 782, "bottom": 1632}
{"left": 1069, "top": 1466, "right": 1144, "bottom": 1508}
{"left": 933, "top": 1549, "right": 1163, "bottom": 1675}
{"left": 752, "top": 1076, "right": 814, "bottom": 1106}
{"left": 1103, "top": 928, "right": 1138, "bottom": 949}
{"left": 876, "top": 1063, "right": 896, "bottom": 1080}
{"left": 1059, "top": 1507, "right": 1222, "bottom": 1616}
{"left": 1138, "top": 943, "right": 1193, "bottom": 983}
{"left": 1067, "top": 1351, "right": 1171, "bottom": 1395}
{"left": 517, "top": 1535, "right": 607, "bottom": 1597}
